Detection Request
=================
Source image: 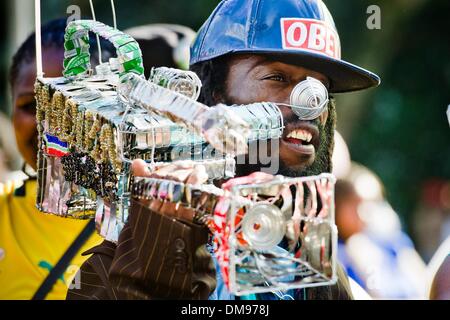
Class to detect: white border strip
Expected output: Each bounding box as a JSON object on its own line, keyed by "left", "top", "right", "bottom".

{"left": 35, "top": 0, "right": 43, "bottom": 77}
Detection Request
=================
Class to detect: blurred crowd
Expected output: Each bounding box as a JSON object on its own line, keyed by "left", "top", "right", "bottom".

{"left": 332, "top": 131, "right": 449, "bottom": 299}
{"left": 0, "top": 16, "right": 448, "bottom": 300}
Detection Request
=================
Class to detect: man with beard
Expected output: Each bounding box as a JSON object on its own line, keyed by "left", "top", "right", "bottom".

{"left": 67, "top": 0, "right": 380, "bottom": 300}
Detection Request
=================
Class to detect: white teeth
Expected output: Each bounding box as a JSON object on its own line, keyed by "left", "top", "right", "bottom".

{"left": 306, "top": 132, "right": 312, "bottom": 142}
{"left": 287, "top": 129, "right": 312, "bottom": 143}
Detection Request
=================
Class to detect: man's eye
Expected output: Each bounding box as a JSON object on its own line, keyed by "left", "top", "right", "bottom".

{"left": 263, "top": 74, "right": 286, "bottom": 82}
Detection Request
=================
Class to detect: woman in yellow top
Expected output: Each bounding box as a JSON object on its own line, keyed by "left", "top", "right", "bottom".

{"left": 0, "top": 19, "right": 114, "bottom": 300}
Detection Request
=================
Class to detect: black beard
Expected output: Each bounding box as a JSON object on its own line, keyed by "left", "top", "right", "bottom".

{"left": 235, "top": 99, "right": 337, "bottom": 178}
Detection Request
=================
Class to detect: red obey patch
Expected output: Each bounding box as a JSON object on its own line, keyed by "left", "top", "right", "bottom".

{"left": 281, "top": 18, "right": 341, "bottom": 59}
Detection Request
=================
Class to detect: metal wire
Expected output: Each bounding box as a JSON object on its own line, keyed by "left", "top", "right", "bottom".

{"left": 279, "top": 76, "right": 329, "bottom": 120}
{"left": 89, "top": 0, "right": 103, "bottom": 64}
{"left": 110, "top": 0, "right": 117, "bottom": 29}
{"left": 35, "top": 0, "right": 43, "bottom": 77}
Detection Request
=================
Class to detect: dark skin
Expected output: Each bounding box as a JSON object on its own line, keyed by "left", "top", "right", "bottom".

{"left": 12, "top": 46, "right": 332, "bottom": 185}
{"left": 10, "top": 45, "right": 196, "bottom": 222}
{"left": 130, "top": 55, "right": 348, "bottom": 300}
{"left": 12, "top": 47, "right": 64, "bottom": 170}
{"left": 133, "top": 54, "right": 333, "bottom": 220}
{"left": 11, "top": 47, "right": 333, "bottom": 218}
{"left": 219, "top": 54, "right": 330, "bottom": 176}
{"left": 222, "top": 54, "right": 329, "bottom": 116}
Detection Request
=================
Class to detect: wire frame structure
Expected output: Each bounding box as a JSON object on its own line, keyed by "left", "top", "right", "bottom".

{"left": 35, "top": 20, "right": 286, "bottom": 243}
{"left": 33, "top": 7, "right": 337, "bottom": 291}
{"left": 131, "top": 173, "right": 337, "bottom": 295}
{"left": 225, "top": 173, "right": 337, "bottom": 295}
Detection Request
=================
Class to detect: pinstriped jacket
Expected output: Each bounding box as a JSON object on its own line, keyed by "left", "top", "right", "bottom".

{"left": 66, "top": 199, "right": 353, "bottom": 300}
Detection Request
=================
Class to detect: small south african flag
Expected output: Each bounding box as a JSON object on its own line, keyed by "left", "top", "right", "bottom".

{"left": 44, "top": 133, "right": 69, "bottom": 157}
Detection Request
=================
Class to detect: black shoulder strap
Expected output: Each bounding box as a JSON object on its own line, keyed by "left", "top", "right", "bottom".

{"left": 32, "top": 219, "right": 96, "bottom": 300}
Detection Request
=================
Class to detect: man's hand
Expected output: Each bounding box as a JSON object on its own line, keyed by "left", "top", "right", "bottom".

{"left": 220, "top": 171, "right": 275, "bottom": 191}
{"left": 131, "top": 159, "right": 209, "bottom": 223}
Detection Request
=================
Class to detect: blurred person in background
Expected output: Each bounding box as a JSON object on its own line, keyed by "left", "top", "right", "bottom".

{"left": 0, "top": 18, "right": 117, "bottom": 300}
{"left": 427, "top": 110, "right": 450, "bottom": 300}
{"left": 413, "top": 179, "right": 450, "bottom": 298}
{"left": 0, "top": 112, "right": 23, "bottom": 183}
{"left": 331, "top": 130, "right": 351, "bottom": 180}
{"left": 335, "top": 163, "right": 427, "bottom": 299}
{"left": 331, "top": 131, "right": 371, "bottom": 300}
{"left": 0, "top": 17, "right": 202, "bottom": 300}
{"left": 124, "top": 23, "right": 196, "bottom": 74}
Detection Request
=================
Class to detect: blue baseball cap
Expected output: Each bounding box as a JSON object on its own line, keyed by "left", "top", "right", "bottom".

{"left": 190, "top": 0, "right": 381, "bottom": 93}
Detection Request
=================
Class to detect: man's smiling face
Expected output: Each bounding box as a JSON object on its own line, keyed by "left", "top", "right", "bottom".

{"left": 220, "top": 54, "right": 334, "bottom": 177}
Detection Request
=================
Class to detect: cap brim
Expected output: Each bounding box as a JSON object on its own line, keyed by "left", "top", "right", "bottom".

{"left": 231, "top": 49, "right": 381, "bottom": 93}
